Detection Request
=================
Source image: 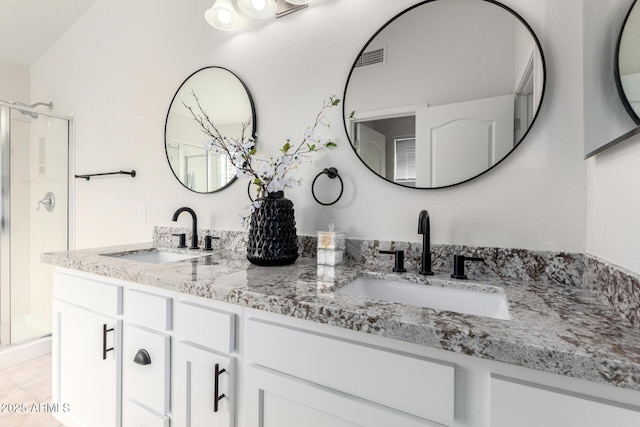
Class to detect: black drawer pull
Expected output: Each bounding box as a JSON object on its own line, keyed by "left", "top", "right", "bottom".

{"left": 133, "top": 349, "right": 151, "bottom": 365}
{"left": 102, "top": 324, "right": 114, "bottom": 360}
{"left": 214, "top": 363, "right": 226, "bottom": 412}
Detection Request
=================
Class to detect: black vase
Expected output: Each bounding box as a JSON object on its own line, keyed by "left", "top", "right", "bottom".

{"left": 247, "top": 191, "right": 299, "bottom": 266}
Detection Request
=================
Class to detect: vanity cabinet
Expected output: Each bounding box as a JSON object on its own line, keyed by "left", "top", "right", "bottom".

{"left": 51, "top": 268, "right": 240, "bottom": 427}
{"left": 51, "top": 268, "right": 640, "bottom": 427}
{"left": 52, "top": 270, "right": 123, "bottom": 427}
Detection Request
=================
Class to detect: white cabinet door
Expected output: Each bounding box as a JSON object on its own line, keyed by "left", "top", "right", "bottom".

{"left": 122, "top": 323, "right": 170, "bottom": 415}
{"left": 244, "top": 364, "right": 435, "bottom": 427}
{"left": 491, "top": 375, "right": 640, "bottom": 427}
{"left": 122, "top": 399, "right": 169, "bottom": 427}
{"left": 173, "top": 341, "right": 234, "bottom": 427}
{"left": 53, "top": 300, "right": 121, "bottom": 427}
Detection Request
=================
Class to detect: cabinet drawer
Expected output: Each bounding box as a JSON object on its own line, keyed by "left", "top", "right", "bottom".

{"left": 245, "top": 317, "right": 454, "bottom": 425}
{"left": 123, "top": 324, "right": 170, "bottom": 415}
{"left": 491, "top": 375, "right": 640, "bottom": 427}
{"left": 175, "top": 300, "right": 235, "bottom": 353}
{"left": 123, "top": 399, "right": 169, "bottom": 427}
{"left": 125, "top": 288, "right": 172, "bottom": 332}
{"left": 53, "top": 271, "right": 122, "bottom": 316}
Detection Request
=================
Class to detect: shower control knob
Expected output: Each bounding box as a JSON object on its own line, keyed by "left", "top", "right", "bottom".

{"left": 35, "top": 192, "right": 55, "bottom": 212}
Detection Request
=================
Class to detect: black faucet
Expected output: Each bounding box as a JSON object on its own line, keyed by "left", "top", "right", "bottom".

{"left": 418, "top": 210, "right": 433, "bottom": 275}
{"left": 172, "top": 207, "right": 198, "bottom": 249}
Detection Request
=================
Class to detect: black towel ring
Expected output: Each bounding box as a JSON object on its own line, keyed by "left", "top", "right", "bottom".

{"left": 312, "top": 167, "right": 344, "bottom": 206}
{"left": 247, "top": 181, "right": 258, "bottom": 202}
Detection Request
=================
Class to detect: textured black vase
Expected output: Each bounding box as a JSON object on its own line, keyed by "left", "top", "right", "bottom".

{"left": 247, "top": 191, "right": 299, "bottom": 266}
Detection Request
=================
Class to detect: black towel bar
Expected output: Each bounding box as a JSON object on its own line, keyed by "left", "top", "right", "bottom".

{"left": 75, "top": 170, "right": 136, "bottom": 181}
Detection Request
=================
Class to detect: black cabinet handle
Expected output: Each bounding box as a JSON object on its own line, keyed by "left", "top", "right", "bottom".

{"left": 214, "top": 363, "right": 226, "bottom": 412}
{"left": 102, "top": 324, "right": 114, "bottom": 360}
{"left": 133, "top": 349, "right": 151, "bottom": 365}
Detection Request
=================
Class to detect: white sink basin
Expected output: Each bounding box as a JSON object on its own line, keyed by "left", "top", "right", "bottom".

{"left": 335, "top": 277, "right": 511, "bottom": 320}
{"left": 106, "top": 250, "right": 200, "bottom": 264}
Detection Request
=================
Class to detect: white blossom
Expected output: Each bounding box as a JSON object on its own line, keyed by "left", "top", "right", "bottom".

{"left": 202, "top": 137, "right": 216, "bottom": 151}
{"left": 304, "top": 130, "right": 316, "bottom": 142}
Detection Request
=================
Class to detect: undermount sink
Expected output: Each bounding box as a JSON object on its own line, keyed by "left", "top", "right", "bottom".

{"left": 335, "top": 277, "right": 511, "bottom": 320}
{"left": 105, "top": 250, "right": 200, "bottom": 264}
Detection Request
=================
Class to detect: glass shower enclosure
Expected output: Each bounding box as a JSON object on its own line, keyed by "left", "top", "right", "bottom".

{"left": 0, "top": 101, "right": 70, "bottom": 350}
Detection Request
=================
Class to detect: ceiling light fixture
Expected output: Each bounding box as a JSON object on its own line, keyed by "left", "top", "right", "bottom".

{"left": 205, "top": 0, "right": 312, "bottom": 31}
{"left": 205, "top": 0, "right": 243, "bottom": 31}
{"left": 238, "top": 0, "right": 277, "bottom": 19}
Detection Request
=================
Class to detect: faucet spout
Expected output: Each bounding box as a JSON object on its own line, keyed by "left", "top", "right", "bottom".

{"left": 172, "top": 207, "right": 198, "bottom": 249}
{"left": 418, "top": 210, "right": 429, "bottom": 235}
{"left": 418, "top": 210, "right": 433, "bottom": 275}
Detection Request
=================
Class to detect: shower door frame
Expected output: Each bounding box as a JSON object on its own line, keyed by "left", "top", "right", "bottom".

{"left": 0, "top": 101, "right": 75, "bottom": 349}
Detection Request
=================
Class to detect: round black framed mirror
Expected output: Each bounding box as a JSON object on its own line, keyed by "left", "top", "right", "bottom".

{"left": 343, "top": 0, "right": 546, "bottom": 189}
{"left": 165, "top": 66, "right": 256, "bottom": 193}
{"left": 615, "top": 0, "right": 640, "bottom": 125}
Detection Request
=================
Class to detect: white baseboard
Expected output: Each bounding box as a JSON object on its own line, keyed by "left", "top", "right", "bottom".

{"left": 0, "top": 336, "right": 52, "bottom": 369}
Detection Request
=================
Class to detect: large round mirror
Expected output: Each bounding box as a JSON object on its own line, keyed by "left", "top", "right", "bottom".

{"left": 343, "top": 0, "right": 545, "bottom": 189}
{"left": 165, "top": 67, "right": 256, "bottom": 193}
{"left": 616, "top": 0, "right": 640, "bottom": 124}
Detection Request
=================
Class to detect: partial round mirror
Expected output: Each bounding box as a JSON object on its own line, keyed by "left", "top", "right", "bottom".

{"left": 165, "top": 66, "right": 256, "bottom": 193}
{"left": 616, "top": 0, "right": 640, "bottom": 124}
{"left": 343, "top": 0, "right": 545, "bottom": 189}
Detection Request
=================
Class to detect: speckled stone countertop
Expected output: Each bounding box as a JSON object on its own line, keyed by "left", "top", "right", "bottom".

{"left": 42, "top": 243, "right": 640, "bottom": 392}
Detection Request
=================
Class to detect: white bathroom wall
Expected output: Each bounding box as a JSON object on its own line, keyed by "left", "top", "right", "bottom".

{"left": 30, "top": 0, "right": 587, "bottom": 254}
{"left": 584, "top": 0, "right": 640, "bottom": 273}
{"left": 0, "top": 59, "right": 29, "bottom": 103}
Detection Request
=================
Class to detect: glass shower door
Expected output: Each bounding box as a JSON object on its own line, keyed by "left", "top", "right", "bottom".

{"left": 0, "top": 105, "right": 69, "bottom": 346}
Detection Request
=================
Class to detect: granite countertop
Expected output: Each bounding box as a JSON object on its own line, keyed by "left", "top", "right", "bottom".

{"left": 42, "top": 243, "right": 640, "bottom": 392}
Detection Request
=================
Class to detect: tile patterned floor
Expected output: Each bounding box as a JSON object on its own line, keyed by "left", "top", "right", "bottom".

{"left": 0, "top": 354, "right": 62, "bottom": 426}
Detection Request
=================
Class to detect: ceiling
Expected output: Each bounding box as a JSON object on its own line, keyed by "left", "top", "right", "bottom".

{"left": 0, "top": 0, "right": 97, "bottom": 67}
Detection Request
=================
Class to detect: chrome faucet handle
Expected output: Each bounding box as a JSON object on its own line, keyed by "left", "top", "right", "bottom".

{"left": 379, "top": 250, "right": 407, "bottom": 273}
{"left": 35, "top": 192, "right": 55, "bottom": 212}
